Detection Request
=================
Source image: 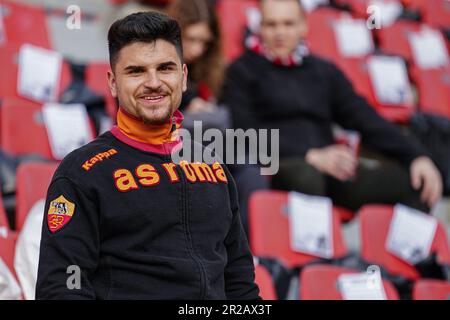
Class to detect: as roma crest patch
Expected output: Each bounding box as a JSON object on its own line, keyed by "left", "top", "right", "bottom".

{"left": 47, "top": 195, "right": 75, "bottom": 233}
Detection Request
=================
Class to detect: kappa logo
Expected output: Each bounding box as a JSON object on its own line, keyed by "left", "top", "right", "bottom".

{"left": 47, "top": 195, "right": 75, "bottom": 233}
{"left": 82, "top": 148, "right": 118, "bottom": 171}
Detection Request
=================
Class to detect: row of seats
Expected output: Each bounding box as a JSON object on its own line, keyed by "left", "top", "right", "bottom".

{"left": 256, "top": 262, "right": 450, "bottom": 300}
{"left": 249, "top": 190, "right": 450, "bottom": 299}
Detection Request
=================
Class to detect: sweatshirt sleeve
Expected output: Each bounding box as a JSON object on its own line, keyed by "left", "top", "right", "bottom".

{"left": 35, "top": 177, "right": 100, "bottom": 300}
{"left": 222, "top": 165, "right": 261, "bottom": 300}
{"left": 329, "top": 62, "right": 429, "bottom": 167}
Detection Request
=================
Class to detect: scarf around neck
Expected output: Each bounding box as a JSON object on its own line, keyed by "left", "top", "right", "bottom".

{"left": 245, "top": 34, "right": 310, "bottom": 67}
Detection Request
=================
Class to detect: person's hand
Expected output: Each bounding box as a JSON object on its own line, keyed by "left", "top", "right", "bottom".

{"left": 410, "top": 156, "right": 443, "bottom": 208}
{"left": 186, "top": 98, "right": 216, "bottom": 114}
{"left": 305, "top": 144, "right": 358, "bottom": 181}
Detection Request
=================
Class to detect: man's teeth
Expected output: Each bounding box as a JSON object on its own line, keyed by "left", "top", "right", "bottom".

{"left": 143, "top": 96, "right": 163, "bottom": 100}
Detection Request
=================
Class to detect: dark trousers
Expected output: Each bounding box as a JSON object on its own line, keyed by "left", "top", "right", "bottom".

{"left": 271, "top": 157, "right": 429, "bottom": 213}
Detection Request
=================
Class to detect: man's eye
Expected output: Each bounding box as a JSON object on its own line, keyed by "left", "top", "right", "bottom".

{"left": 159, "top": 65, "right": 174, "bottom": 71}
{"left": 127, "top": 69, "right": 143, "bottom": 74}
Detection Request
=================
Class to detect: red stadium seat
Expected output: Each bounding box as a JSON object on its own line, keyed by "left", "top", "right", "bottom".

{"left": 407, "top": 0, "right": 450, "bottom": 29}
{"left": 15, "top": 161, "right": 58, "bottom": 232}
{"left": 359, "top": 204, "right": 450, "bottom": 281}
{"left": 216, "top": 0, "right": 259, "bottom": 62}
{"left": 0, "top": 43, "right": 72, "bottom": 102}
{"left": 411, "top": 66, "right": 450, "bottom": 119}
{"left": 0, "top": 192, "right": 10, "bottom": 230}
{"left": 299, "top": 264, "right": 400, "bottom": 300}
{"left": 85, "top": 63, "right": 118, "bottom": 118}
{"left": 0, "top": 99, "right": 53, "bottom": 158}
{"left": 333, "top": 0, "right": 371, "bottom": 17}
{"left": 413, "top": 279, "right": 450, "bottom": 300}
{"left": 377, "top": 20, "right": 422, "bottom": 63}
{"left": 0, "top": 0, "right": 51, "bottom": 50}
{"left": 306, "top": 7, "right": 353, "bottom": 62}
{"left": 248, "top": 190, "right": 348, "bottom": 269}
{"left": 0, "top": 230, "right": 18, "bottom": 275}
{"left": 337, "top": 56, "right": 416, "bottom": 123}
{"left": 254, "top": 263, "right": 277, "bottom": 300}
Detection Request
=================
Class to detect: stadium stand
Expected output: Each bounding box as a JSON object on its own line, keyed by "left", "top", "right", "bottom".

{"left": 0, "top": 0, "right": 449, "bottom": 301}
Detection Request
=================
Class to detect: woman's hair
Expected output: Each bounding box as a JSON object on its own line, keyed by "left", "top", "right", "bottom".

{"left": 166, "top": 0, "right": 224, "bottom": 98}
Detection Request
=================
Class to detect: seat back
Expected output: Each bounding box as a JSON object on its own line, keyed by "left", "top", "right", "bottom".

{"left": 0, "top": 99, "right": 53, "bottom": 158}
{"left": 216, "top": 0, "right": 259, "bottom": 62}
{"left": 299, "top": 264, "right": 400, "bottom": 300}
{"left": 359, "top": 204, "right": 450, "bottom": 281}
{"left": 254, "top": 264, "right": 277, "bottom": 300}
{"left": 413, "top": 279, "right": 450, "bottom": 300}
{"left": 15, "top": 161, "right": 58, "bottom": 231}
{"left": 249, "top": 190, "right": 348, "bottom": 269}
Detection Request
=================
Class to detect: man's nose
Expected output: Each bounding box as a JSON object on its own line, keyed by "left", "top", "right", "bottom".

{"left": 143, "top": 70, "right": 162, "bottom": 89}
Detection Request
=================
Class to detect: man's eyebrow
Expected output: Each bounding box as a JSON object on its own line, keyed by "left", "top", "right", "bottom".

{"left": 158, "top": 61, "right": 179, "bottom": 69}
{"left": 123, "top": 65, "right": 146, "bottom": 72}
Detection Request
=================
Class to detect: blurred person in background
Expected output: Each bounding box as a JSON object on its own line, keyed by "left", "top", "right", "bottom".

{"left": 222, "top": 0, "right": 442, "bottom": 217}
{"left": 166, "top": 0, "right": 226, "bottom": 120}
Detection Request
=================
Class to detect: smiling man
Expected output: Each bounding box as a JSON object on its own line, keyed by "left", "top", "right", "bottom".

{"left": 35, "top": 11, "right": 260, "bottom": 300}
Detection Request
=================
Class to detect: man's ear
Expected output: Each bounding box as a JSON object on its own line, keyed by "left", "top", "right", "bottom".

{"left": 107, "top": 69, "right": 117, "bottom": 98}
{"left": 182, "top": 64, "right": 188, "bottom": 93}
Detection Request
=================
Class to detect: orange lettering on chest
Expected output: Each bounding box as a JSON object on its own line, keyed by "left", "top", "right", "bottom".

{"left": 112, "top": 162, "right": 227, "bottom": 192}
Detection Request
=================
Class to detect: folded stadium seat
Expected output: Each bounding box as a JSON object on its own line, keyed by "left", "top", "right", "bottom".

{"left": 216, "top": 0, "right": 259, "bottom": 62}
{"left": 248, "top": 190, "right": 348, "bottom": 269}
{"left": 0, "top": 98, "right": 53, "bottom": 159}
{"left": 359, "top": 204, "right": 450, "bottom": 281}
{"left": 410, "top": 66, "right": 450, "bottom": 119}
{"left": 407, "top": 0, "right": 450, "bottom": 29}
{"left": 377, "top": 20, "right": 422, "bottom": 63}
{"left": 299, "top": 264, "right": 400, "bottom": 300}
{"left": 412, "top": 279, "right": 450, "bottom": 300}
{"left": 0, "top": 0, "right": 51, "bottom": 50}
{"left": 337, "top": 55, "right": 416, "bottom": 123}
{"left": 15, "top": 161, "right": 58, "bottom": 232}
{"left": 85, "top": 63, "right": 118, "bottom": 118}
{"left": 0, "top": 42, "right": 72, "bottom": 102}
{"left": 254, "top": 263, "right": 278, "bottom": 300}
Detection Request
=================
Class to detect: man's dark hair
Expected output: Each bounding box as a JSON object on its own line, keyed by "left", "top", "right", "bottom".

{"left": 108, "top": 11, "right": 183, "bottom": 70}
